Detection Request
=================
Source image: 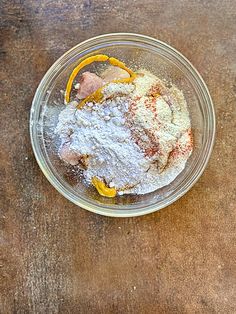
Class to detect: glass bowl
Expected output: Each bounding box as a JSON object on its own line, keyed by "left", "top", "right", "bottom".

{"left": 30, "top": 33, "right": 215, "bottom": 217}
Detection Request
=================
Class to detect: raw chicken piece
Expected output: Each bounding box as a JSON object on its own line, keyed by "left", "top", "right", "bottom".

{"left": 59, "top": 143, "right": 89, "bottom": 168}
{"left": 101, "top": 65, "right": 130, "bottom": 83}
{"left": 59, "top": 143, "right": 79, "bottom": 166}
{"left": 77, "top": 71, "right": 103, "bottom": 99}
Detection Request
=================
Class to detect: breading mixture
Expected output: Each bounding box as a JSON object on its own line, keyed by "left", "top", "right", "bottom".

{"left": 55, "top": 56, "right": 193, "bottom": 197}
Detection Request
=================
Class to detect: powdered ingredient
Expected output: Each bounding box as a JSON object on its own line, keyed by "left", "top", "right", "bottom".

{"left": 55, "top": 70, "right": 192, "bottom": 195}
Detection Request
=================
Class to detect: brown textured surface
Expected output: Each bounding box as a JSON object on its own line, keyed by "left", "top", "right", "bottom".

{"left": 0, "top": 0, "right": 236, "bottom": 313}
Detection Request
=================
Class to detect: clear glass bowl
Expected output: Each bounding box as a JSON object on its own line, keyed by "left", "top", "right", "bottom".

{"left": 30, "top": 33, "right": 215, "bottom": 217}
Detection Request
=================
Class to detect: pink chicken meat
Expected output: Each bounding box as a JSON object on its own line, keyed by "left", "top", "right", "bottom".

{"left": 77, "top": 66, "right": 130, "bottom": 99}
{"left": 59, "top": 142, "right": 79, "bottom": 166}
{"left": 101, "top": 65, "right": 130, "bottom": 83}
{"left": 77, "top": 71, "right": 104, "bottom": 99}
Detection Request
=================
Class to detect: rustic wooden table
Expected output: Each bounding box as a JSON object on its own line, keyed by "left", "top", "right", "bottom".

{"left": 1, "top": 0, "right": 235, "bottom": 313}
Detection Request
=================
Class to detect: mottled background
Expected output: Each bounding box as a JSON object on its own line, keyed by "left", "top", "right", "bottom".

{"left": 0, "top": 0, "right": 236, "bottom": 313}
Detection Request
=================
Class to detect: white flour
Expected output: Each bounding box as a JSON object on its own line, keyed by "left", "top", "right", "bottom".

{"left": 55, "top": 71, "right": 192, "bottom": 195}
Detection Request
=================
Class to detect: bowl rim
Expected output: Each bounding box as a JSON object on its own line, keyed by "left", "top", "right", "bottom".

{"left": 30, "top": 32, "right": 216, "bottom": 217}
